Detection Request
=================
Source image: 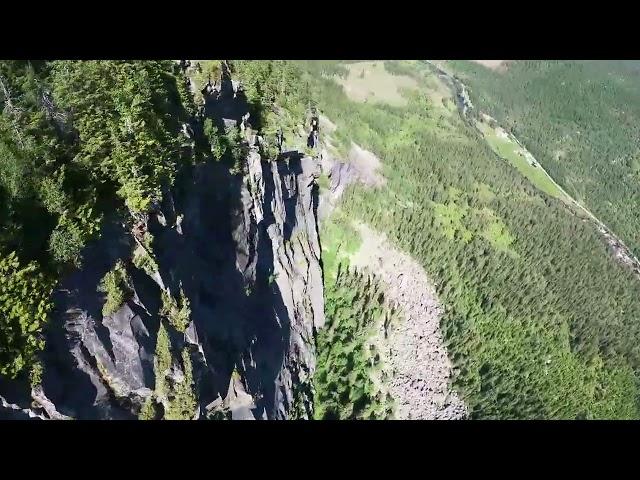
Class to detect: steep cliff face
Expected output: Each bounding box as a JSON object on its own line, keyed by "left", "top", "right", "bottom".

{"left": 0, "top": 80, "right": 324, "bottom": 420}
{"left": 242, "top": 151, "right": 324, "bottom": 418}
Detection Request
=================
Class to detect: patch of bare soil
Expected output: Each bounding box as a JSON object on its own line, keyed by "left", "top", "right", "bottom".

{"left": 319, "top": 114, "right": 337, "bottom": 133}
{"left": 350, "top": 223, "right": 467, "bottom": 420}
{"left": 471, "top": 60, "right": 510, "bottom": 71}
{"left": 317, "top": 140, "right": 386, "bottom": 222}
{"left": 348, "top": 143, "right": 386, "bottom": 187}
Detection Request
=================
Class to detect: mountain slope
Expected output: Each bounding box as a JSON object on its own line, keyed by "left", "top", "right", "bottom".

{"left": 3, "top": 59, "right": 640, "bottom": 420}
{"left": 446, "top": 60, "right": 640, "bottom": 258}
{"left": 296, "top": 60, "right": 640, "bottom": 419}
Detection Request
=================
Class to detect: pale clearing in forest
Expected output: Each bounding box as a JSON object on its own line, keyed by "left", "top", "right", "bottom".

{"left": 347, "top": 142, "right": 386, "bottom": 187}
{"left": 336, "top": 61, "right": 419, "bottom": 106}
{"left": 319, "top": 114, "right": 337, "bottom": 133}
{"left": 424, "top": 73, "right": 456, "bottom": 115}
{"left": 471, "top": 60, "right": 509, "bottom": 71}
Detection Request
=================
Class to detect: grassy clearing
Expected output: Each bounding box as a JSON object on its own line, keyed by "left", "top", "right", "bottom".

{"left": 432, "top": 201, "right": 472, "bottom": 242}
{"left": 478, "top": 208, "right": 518, "bottom": 256}
{"left": 471, "top": 60, "right": 508, "bottom": 71}
{"left": 335, "top": 61, "right": 420, "bottom": 107}
{"left": 320, "top": 208, "right": 362, "bottom": 279}
{"left": 475, "top": 182, "right": 496, "bottom": 204}
{"left": 476, "top": 120, "right": 572, "bottom": 203}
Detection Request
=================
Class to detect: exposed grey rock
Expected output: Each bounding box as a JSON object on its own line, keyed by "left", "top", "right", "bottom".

{"left": 205, "top": 395, "right": 223, "bottom": 412}
{"left": 224, "top": 374, "right": 256, "bottom": 420}
{"left": 1, "top": 70, "right": 325, "bottom": 421}
{"left": 10, "top": 219, "right": 163, "bottom": 420}
{"left": 52, "top": 300, "right": 155, "bottom": 418}
{"left": 175, "top": 214, "right": 184, "bottom": 235}
{"left": 330, "top": 161, "right": 355, "bottom": 198}
{"left": 102, "top": 304, "right": 153, "bottom": 390}
{"left": 156, "top": 211, "right": 167, "bottom": 227}
{"left": 223, "top": 118, "right": 237, "bottom": 130}
{"left": 0, "top": 394, "right": 47, "bottom": 420}
{"left": 351, "top": 223, "right": 467, "bottom": 420}
{"left": 64, "top": 308, "right": 118, "bottom": 406}
{"left": 318, "top": 140, "right": 385, "bottom": 222}
{"left": 31, "top": 386, "right": 72, "bottom": 420}
{"left": 236, "top": 150, "right": 325, "bottom": 419}
{"left": 246, "top": 151, "right": 265, "bottom": 225}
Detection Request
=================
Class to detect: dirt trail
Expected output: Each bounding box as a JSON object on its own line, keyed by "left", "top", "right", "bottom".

{"left": 350, "top": 223, "right": 467, "bottom": 420}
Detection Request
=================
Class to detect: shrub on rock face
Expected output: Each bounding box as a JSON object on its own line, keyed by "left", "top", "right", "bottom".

{"left": 132, "top": 244, "right": 158, "bottom": 277}
{"left": 154, "top": 321, "right": 172, "bottom": 399}
{"left": 164, "top": 348, "right": 198, "bottom": 420}
{"left": 203, "top": 118, "right": 224, "bottom": 160}
{"left": 160, "top": 288, "right": 191, "bottom": 332}
{"left": 49, "top": 218, "right": 85, "bottom": 266}
{"left": 0, "top": 252, "right": 53, "bottom": 379}
{"left": 138, "top": 397, "right": 162, "bottom": 420}
{"left": 152, "top": 321, "right": 198, "bottom": 420}
{"left": 225, "top": 128, "right": 247, "bottom": 175}
{"left": 98, "top": 260, "right": 131, "bottom": 317}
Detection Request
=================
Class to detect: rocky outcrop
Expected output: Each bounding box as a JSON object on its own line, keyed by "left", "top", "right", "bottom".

{"left": 0, "top": 394, "right": 46, "bottom": 420}
{"left": 0, "top": 65, "right": 325, "bottom": 421}
{"left": 1, "top": 138, "right": 324, "bottom": 422}
{"left": 318, "top": 141, "right": 385, "bottom": 222}
{"left": 27, "top": 221, "right": 158, "bottom": 420}
{"left": 234, "top": 149, "right": 324, "bottom": 419}
{"left": 257, "top": 154, "right": 324, "bottom": 418}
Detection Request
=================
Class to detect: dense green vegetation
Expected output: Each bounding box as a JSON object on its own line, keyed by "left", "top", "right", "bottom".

{"left": 314, "top": 266, "right": 395, "bottom": 419}
{"left": 97, "top": 260, "right": 131, "bottom": 317}
{"left": 300, "top": 60, "right": 640, "bottom": 418}
{"left": 0, "top": 60, "right": 191, "bottom": 380}
{"left": 49, "top": 60, "right": 190, "bottom": 213}
{"left": 138, "top": 396, "right": 161, "bottom": 420}
{"left": 0, "top": 252, "right": 53, "bottom": 379}
{"left": 313, "top": 211, "right": 395, "bottom": 419}
{"left": 447, "top": 60, "right": 640, "bottom": 257}
{"left": 151, "top": 321, "right": 198, "bottom": 420}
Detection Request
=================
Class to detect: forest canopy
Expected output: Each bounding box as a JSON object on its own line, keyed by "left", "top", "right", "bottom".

{"left": 0, "top": 60, "right": 191, "bottom": 380}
